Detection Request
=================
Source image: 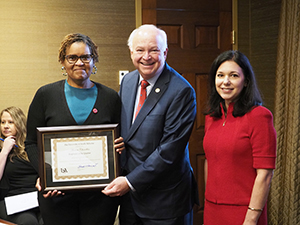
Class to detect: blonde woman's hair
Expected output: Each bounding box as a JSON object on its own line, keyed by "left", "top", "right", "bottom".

{"left": 0, "top": 106, "right": 29, "bottom": 162}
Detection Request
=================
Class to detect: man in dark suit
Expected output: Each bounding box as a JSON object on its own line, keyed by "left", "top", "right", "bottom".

{"left": 102, "top": 24, "right": 198, "bottom": 225}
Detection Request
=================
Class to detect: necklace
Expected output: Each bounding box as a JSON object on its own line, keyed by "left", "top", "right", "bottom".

{"left": 223, "top": 113, "right": 227, "bottom": 126}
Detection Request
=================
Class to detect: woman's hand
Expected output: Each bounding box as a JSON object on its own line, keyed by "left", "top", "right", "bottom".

{"left": 242, "top": 219, "right": 258, "bottom": 225}
{"left": 0, "top": 136, "right": 16, "bottom": 180}
{"left": 242, "top": 169, "right": 274, "bottom": 225}
{"left": 36, "top": 177, "right": 64, "bottom": 198}
{"left": 2, "top": 136, "right": 16, "bottom": 155}
{"left": 114, "top": 137, "right": 125, "bottom": 154}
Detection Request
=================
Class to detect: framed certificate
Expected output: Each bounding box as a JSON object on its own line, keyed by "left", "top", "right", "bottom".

{"left": 37, "top": 124, "right": 120, "bottom": 192}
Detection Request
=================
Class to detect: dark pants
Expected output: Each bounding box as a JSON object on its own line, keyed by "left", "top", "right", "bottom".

{"left": 38, "top": 191, "right": 119, "bottom": 225}
{"left": 0, "top": 200, "right": 41, "bottom": 225}
{"left": 119, "top": 192, "right": 193, "bottom": 225}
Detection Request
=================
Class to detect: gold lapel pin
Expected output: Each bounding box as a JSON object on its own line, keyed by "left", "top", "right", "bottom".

{"left": 155, "top": 88, "right": 160, "bottom": 93}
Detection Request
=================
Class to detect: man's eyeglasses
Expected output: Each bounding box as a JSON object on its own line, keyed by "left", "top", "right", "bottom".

{"left": 65, "top": 54, "right": 93, "bottom": 64}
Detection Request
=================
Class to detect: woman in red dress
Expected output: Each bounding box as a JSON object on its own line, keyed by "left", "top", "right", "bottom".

{"left": 203, "top": 50, "right": 276, "bottom": 225}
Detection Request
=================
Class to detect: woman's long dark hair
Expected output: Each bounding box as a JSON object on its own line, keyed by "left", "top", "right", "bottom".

{"left": 205, "top": 50, "right": 262, "bottom": 117}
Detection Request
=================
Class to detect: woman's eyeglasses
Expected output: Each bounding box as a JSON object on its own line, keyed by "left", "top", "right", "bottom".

{"left": 65, "top": 54, "right": 93, "bottom": 64}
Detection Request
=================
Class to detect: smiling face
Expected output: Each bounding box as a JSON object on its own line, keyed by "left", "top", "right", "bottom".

{"left": 1, "top": 111, "right": 17, "bottom": 138}
{"left": 130, "top": 28, "right": 168, "bottom": 80}
{"left": 215, "top": 60, "right": 245, "bottom": 108}
{"left": 62, "top": 42, "right": 94, "bottom": 88}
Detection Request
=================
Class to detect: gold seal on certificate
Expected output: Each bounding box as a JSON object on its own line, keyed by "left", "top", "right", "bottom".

{"left": 37, "top": 124, "right": 119, "bottom": 192}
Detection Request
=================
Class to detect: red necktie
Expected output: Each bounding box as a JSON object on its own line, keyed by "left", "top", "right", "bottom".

{"left": 135, "top": 80, "right": 149, "bottom": 119}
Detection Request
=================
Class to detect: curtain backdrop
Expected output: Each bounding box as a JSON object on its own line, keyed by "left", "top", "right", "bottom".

{"left": 268, "top": 0, "right": 300, "bottom": 224}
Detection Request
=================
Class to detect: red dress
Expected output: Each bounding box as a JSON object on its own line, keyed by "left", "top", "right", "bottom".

{"left": 203, "top": 104, "right": 276, "bottom": 225}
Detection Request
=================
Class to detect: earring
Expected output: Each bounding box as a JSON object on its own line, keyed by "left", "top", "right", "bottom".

{"left": 91, "top": 65, "right": 97, "bottom": 74}
{"left": 61, "top": 66, "right": 67, "bottom": 76}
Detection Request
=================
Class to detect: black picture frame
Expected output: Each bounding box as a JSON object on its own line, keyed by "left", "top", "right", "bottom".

{"left": 37, "top": 124, "right": 119, "bottom": 192}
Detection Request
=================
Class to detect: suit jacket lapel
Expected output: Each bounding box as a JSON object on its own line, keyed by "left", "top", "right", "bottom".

{"left": 125, "top": 64, "right": 171, "bottom": 142}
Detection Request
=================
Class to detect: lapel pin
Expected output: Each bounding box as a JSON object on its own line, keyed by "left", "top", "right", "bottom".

{"left": 155, "top": 88, "right": 160, "bottom": 93}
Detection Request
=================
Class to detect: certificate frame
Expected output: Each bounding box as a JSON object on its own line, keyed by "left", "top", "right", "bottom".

{"left": 37, "top": 124, "right": 119, "bottom": 192}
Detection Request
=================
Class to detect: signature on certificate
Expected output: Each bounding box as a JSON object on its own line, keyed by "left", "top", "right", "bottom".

{"left": 78, "top": 163, "right": 99, "bottom": 169}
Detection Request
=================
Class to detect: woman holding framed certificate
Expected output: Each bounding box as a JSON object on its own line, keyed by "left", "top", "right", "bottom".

{"left": 25, "top": 33, "right": 122, "bottom": 225}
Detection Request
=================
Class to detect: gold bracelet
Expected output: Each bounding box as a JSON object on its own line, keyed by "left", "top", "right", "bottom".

{"left": 248, "top": 206, "right": 263, "bottom": 212}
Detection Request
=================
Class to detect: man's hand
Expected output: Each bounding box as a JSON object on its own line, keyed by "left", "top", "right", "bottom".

{"left": 114, "top": 137, "right": 125, "bottom": 154}
{"left": 102, "top": 176, "right": 130, "bottom": 197}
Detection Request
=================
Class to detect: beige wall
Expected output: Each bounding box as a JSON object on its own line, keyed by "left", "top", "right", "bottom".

{"left": 0, "top": 0, "right": 136, "bottom": 115}
{"left": 0, "top": 0, "right": 281, "bottom": 117}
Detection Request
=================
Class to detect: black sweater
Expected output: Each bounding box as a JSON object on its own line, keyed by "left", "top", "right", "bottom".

{"left": 0, "top": 156, "right": 38, "bottom": 200}
{"left": 25, "top": 80, "right": 121, "bottom": 173}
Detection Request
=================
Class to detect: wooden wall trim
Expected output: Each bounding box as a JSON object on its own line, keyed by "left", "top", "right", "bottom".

{"left": 135, "top": 0, "right": 142, "bottom": 27}
{"left": 232, "top": 0, "right": 238, "bottom": 50}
